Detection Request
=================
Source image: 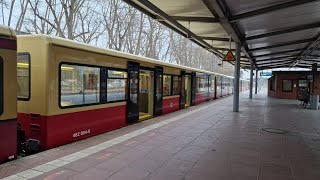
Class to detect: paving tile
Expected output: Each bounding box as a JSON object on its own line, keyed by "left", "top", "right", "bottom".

{"left": 69, "top": 167, "right": 112, "bottom": 180}
{"left": 32, "top": 168, "right": 77, "bottom": 180}
{"left": 185, "top": 170, "right": 232, "bottom": 180}
{"left": 290, "top": 159, "right": 320, "bottom": 180}
{"left": 258, "top": 161, "right": 293, "bottom": 180}
{"left": 129, "top": 158, "right": 165, "bottom": 173}
{"left": 107, "top": 166, "right": 150, "bottom": 180}
{"left": 94, "top": 157, "right": 129, "bottom": 172}
{"left": 0, "top": 164, "right": 28, "bottom": 179}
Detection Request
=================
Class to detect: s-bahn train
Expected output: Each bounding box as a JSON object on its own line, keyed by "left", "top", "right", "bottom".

{"left": 0, "top": 25, "right": 249, "bottom": 163}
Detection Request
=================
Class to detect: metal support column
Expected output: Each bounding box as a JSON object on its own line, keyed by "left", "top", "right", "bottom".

{"left": 249, "top": 63, "right": 253, "bottom": 99}
{"left": 255, "top": 70, "right": 258, "bottom": 94}
{"left": 233, "top": 42, "right": 241, "bottom": 112}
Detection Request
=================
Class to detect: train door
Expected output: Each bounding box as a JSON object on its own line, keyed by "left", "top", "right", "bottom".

{"left": 127, "top": 61, "right": 140, "bottom": 123}
{"left": 216, "top": 75, "right": 221, "bottom": 98}
{"left": 154, "top": 66, "right": 163, "bottom": 116}
{"left": 185, "top": 74, "right": 191, "bottom": 107}
{"left": 139, "top": 69, "right": 154, "bottom": 119}
{"left": 206, "top": 75, "right": 210, "bottom": 101}
{"left": 214, "top": 76, "right": 217, "bottom": 99}
{"left": 221, "top": 76, "right": 224, "bottom": 96}
{"left": 180, "top": 71, "right": 186, "bottom": 109}
{"left": 191, "top": 72, "right": 196, "bottom": 106}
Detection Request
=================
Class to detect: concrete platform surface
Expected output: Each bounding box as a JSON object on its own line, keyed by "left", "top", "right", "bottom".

{"left": 1, "top": 90, "right": 320, "bottom": 180}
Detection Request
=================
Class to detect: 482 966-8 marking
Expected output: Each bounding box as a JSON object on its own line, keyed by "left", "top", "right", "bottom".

{"left": 73, "top": 129, "right": 91, "bottom": 138}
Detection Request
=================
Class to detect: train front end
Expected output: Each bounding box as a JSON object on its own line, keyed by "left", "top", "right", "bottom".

{"left": 0, "top": 25, "right": 17, "bottom": 163}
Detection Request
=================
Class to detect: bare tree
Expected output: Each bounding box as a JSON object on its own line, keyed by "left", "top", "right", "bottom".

{"left": 15, "top": 0, "right": 29, "bottom": 31}
{"left": 28, "top": 0, "right": 87, "bottom": 39}
{"left": 0, "top": 0, "right": 232, "bottom": 76}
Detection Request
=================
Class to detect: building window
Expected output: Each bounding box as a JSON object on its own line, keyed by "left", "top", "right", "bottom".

{"left": 60, "top": 64, "right": 100, "bottom": 107}
{"left": 17, "top": 53, "right": 30, "bottom": 100}
{"left": 163, "top": 75, "right": 172, "bottom": 96}
{"left": 298, "top": 80, "right": 308, "bottom": 87}
{"left": 172, "top": 76, "right": 181, "bottom": 95}
{"left": 107, "top": 70, "right": 127, "bottom": 102}
{"left": 282, "top": 80, "right": 293, "bottom": 92}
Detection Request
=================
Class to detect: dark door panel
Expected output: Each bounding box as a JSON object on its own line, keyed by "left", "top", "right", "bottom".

{"left": 191, "top": 72, "right": 196, "bottom": 106}
{"left": 206, "top": 75, "right": 210, "bottom": 101}
{"left": 180, "top": 71, "right": 186, "bottom": 109}
{"left": 154, "top": 66, "right": 163, "bottom": 116}
{"left": 127, "top": 62, "right": 140, "bottom": 123}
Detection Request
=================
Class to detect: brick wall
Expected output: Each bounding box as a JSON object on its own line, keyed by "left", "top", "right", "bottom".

{"left": 268, "top": 71, "right": 320, "bottom": 100}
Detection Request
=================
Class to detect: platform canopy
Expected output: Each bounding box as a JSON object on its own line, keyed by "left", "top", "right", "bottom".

{"left": 124, "top": 0, "right": 320, "bottom": 70}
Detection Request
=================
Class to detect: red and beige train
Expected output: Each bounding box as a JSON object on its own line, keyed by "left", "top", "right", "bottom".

{"left": 0, "top": 25, "right": 249, "bottom": 163}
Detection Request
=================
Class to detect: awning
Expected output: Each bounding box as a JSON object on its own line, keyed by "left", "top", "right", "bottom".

{"left": 124, "top": 0, "right": 320, "bottom": 70}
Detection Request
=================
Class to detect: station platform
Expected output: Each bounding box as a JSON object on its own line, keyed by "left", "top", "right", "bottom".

{"left": 1, "top": 90, "right": 320, "bottom": 180}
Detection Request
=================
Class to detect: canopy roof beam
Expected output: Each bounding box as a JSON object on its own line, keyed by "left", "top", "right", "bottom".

{"left": 246, "top": 22, "right": 320, "bottom": 41}
{"left": 291, "top": 32, "right": 320, "bottom": 67}
{"left": 306, "top": 54, "right": 320, "bottom": 58}
{"left": 256, "top": 58, "right": 295, "bottom": 64}
{"left": 200, "top": 36, "right": 231, "bottom": 42}
{"left": 250, "top": 38, "right": 316, "bottom": 51}
{"left": 229, "top": 0, "right": 318, "bottom": 23}
{"left": 259, "top": 63, "right": 292, "bottom": 69}
{"left": 256, "top": 60, "right": 294, "bottom": 66}
{"left": 123, "top": 0, "right": 222, "bottom": 57}
{"left": 169, "top": 16, "right": 219, "bottom": 23}
{"left": 256, "top": 55, "right": 297, "bottom": 61}
{"left": 252, "top": 49, "right": 305, "bottom": 58}
{"left": 202, "top": 0, "right": 257, "bottom": 69}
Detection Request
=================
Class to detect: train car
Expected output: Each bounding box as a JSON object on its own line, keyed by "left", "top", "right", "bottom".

{"left": 0, "top": 26, "right": 17, "bottom": 163}
{"left": 16, "top": 34, "right": 247, "bottom": 152}
{"left": 15, "top": 35, "right": 211, "bottom": 151}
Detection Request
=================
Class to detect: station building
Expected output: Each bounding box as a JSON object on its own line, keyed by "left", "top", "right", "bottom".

{"left": 268, "top": 71, "right": 320, "bottom": 99}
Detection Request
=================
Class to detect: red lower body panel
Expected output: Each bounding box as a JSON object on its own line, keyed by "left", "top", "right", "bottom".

{"left": 222, "top": 89, "right": 228, "bottom": 96}
{"left": 216, "top": 89, "right": 222, "bottom": 98}
{"left": 18, "top": 105, "right": 126, "bottom": 150}
{"left": 0, "top": 120, "right": 17, "bottom": 163}
{"left": 162, "top": 97, "right": 180, "bottom": 115}
{"left": 208, "top": 92, "right": 215, "bottom": 100}
{"left": 195, "top": 93, "right": 207, "bottom": 105}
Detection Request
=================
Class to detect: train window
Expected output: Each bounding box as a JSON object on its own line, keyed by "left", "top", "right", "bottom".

{"left": 17, "top": 53, "right": 30, "bottom": 100}
{"left": 60, "top": 64, "right": 100, "bottom": 107}
{"left": 0, "top": 57, "right": 3, "bottom": 115}
{"left": 107, "top": 70, "right": 127, "bottom": 102}
{"left": 282, "top": 80, "right": 293, "bottom": 92}
{"left": 163, "top": 75, "right": 172, "bottom": 96}
{"left": 108, "top": 70, "right": 128, "bottom": 78}
{"left": 197, "top": 76, "right": 207, "bottom": 93}
{"left": 172, "top": 76, "right": 181, "bottom": 95}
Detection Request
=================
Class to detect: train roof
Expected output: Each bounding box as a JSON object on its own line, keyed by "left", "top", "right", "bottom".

{"left": 0, "top": 25, "right": 16, "bottom": 39}
{"left": 18, "top": 34, "right": 246, "bottom": 80}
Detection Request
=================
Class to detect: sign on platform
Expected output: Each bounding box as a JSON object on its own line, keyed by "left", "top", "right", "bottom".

{"left": 223, "top": 50, "right": 236, "bottom": 61}
{"left": 260, "top": 72, "right": 272, "bottom": 76}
